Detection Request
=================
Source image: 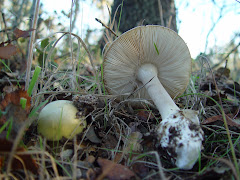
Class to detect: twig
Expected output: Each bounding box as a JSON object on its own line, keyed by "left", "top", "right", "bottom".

{"left": 0, "top": 29, "right": 12, "bottom": 33}
{"left": 204, "top": 5, "right": 225, "bottom": 52}
{"left": 95, "top": 18, "right": 118, "bottom": 37}
{"left": 211, "top": 41, "right": 240, "bottom": 69}
{"left": 126, "top": 76, "right": 154, "bottom": 99}
{"left": 25, "top": 0, "right": 40, "bottom": 90}
{"left": 1, "top": 12, "right": 10, "bottom": 41}
{"left": 69, "top": 0, "right": 75, "bottom": 90}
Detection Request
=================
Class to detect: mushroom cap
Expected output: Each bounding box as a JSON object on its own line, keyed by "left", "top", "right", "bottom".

{"left": 38, "top": 100, "right": 86, "bottom": 141}
{"left": 103, "top": 25, "right": 191, "bottom": 99}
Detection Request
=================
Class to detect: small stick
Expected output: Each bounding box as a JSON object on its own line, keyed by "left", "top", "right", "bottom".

{"left": 1, "top": 13, "right": 10, "bottom": 41}
{"left": 25, "top": 0, "right": 40, "bottom": 90}
{"left": 95, "top": 18, "right": 118, "bottom": 37}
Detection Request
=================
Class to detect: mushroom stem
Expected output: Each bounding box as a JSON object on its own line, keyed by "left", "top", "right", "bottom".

{"left": 137, "top": 63, "right": 203, "bottom": 170}
{"left": 137, "top": 64, "right": 179, "bottom": 119}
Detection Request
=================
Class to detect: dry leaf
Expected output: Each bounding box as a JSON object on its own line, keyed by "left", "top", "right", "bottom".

{"left": 0, "top": 44, "right": 17, "bottom": 59}
{"left": 13, "top": 28, "right": 34, "bottom": 39}
{"left": 97, "top": 158, "right": 135, "bottom": 180}
{"left": 86, "top": 126, "right": 101, "bottom": 143}
{"left": 132, "top": 162, "right": 149, "bottom": 178}
{"left": 0, "top": 89, "right": 31, "bottom": 113}
{"left": 0, "top": 89, "right": 31, "bottom": 134}
{"left": 0, "top": 137, "right": 39, "bottom": 174}
{"left": 137, "top": 110, "right": 154, "bottom": 121}
{"left": 202, "top": 114, "right": 240, "bottom": 128}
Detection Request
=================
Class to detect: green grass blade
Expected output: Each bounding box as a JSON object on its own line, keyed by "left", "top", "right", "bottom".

{"left": 54, "top": 159, "right": 72, "bottom": 177}
{"left": 20, "top": 97, "right": 27, "bottom": 110}
{"left": 117, "top": 0, "right": 124, "bottom": 31}
{"left": 29, "top": 99, "right": 48, "bottom": 118}
{"left": 154, "top": 43, "right": 159, "bottom": 55}
{"left": 6, "top": 118, "right": 13, "bottom": 140}
{"left": 0, "top": 120, "right": 10, "bottom": 133}
{"left": 27, "top": 66, "right": 41, "bottom": 96}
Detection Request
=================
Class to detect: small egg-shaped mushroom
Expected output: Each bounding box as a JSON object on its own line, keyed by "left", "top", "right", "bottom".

{"left": 103, "top": 25, "right": 204, "bottom": 170}
{"left": 38, "top": 100, "right": 86, "bottom": 141}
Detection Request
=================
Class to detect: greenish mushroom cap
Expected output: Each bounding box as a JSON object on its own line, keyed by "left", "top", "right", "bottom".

{"left": 38, "top": 100, "right": 86, "bottom": 141}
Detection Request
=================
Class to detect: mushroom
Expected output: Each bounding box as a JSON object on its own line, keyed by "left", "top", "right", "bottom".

{"left": 38, "top": 100, "right": 86, "bottom": 141}
{"left": 103, "top": 25, "right": 204, "bottom": 170}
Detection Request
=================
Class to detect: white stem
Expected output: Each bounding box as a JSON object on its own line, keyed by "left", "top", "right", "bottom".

{"left": 137, "top": 64, "right": 179, "bottom": 119}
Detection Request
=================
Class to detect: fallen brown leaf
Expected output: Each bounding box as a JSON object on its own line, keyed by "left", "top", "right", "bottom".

{"left": 0, "top": 89, "right": 31, "bottom": 113}
{"left": 0, "top": 44, "right": 17, "bottom": 59}
{"left": 0, "top": 89, "right": 31, "bottom": 134}
{"left": 13, "top": 28, "right": 34, "bottom": 39}
{"left": 137, "top": 110, "right": 154, "bottom": 121}
{"left": 202, "top": 114, "right": 240, "bottom": 128}
{"left": 132, "top": 162, "right": 149, "bottom": 178}
{"left": 0, "top": 137, "right": 39, "bottom": 174}
{"left": 97, "top": 158, "right": 135, "bottom": 180}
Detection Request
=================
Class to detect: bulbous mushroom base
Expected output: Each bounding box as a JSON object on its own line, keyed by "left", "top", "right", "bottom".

{"left": 157, "top": 109, "right": 204, "bottom": 170}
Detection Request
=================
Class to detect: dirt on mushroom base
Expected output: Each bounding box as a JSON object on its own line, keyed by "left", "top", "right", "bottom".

{"left": 0, "top": 65, "right": 239, "bottom": 179}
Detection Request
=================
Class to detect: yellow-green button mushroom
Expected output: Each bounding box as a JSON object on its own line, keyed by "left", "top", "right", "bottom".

{"left": 38, "top": 100, "right": 86, "bottom": 141}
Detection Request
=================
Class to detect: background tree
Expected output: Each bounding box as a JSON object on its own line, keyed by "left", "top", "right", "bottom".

{"left": 110, "top": 0, "right": 177, "bottom": 33}
{"left": 99, "top": 0, "right": 177, "bottom": 50}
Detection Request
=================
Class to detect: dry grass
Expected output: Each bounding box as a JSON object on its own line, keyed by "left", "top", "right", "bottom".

{"left": 1, "top": 2, "right": 240, "bottom": 180}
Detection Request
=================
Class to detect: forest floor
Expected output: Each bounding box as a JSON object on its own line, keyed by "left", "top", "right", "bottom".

{"left": 0, "top": 60, "right": 240, "bottom": 180}
{"left": 0, "top": 30, "right": 240, "bottom": 180}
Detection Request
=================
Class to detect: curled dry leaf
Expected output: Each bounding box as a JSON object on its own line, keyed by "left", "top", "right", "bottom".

{"left": 0, "top": 44, "right": 17, "bottom": 59}
{"left": 13, "top": 28, "right": 34, "bottom": 39}
{"left": 97, "top": 158, "right": 135, "bottom": 180}
{"left": 0, "top": 136, "right": 39, "bottom": 174}
{"left": 86, "top": 126, "right": 102, "bottom": 144}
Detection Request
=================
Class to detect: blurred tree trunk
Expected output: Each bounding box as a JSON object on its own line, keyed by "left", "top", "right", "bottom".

{"left": 110, "top": 0, "right": 177, "bottom": 33}
{"left": 99, "top": 0, "right": 177, "bottom": 50}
